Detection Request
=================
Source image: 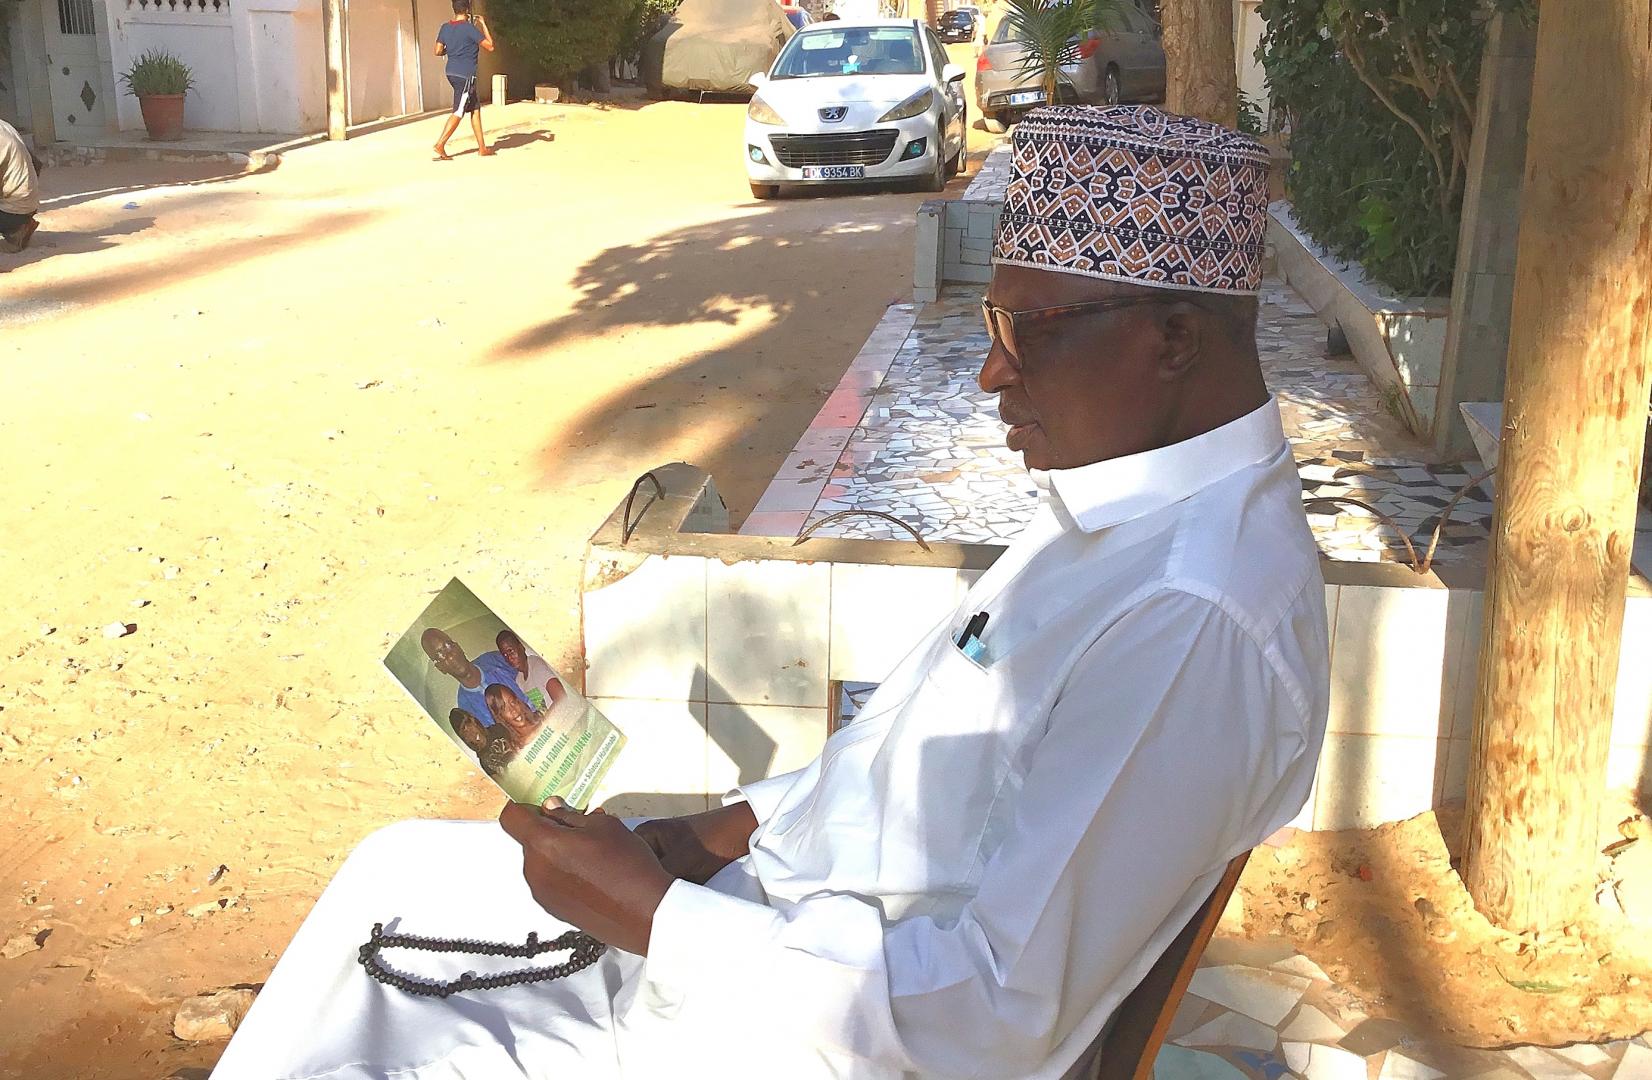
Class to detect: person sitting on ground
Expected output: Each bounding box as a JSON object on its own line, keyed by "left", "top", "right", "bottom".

{"left": 0, "top": 118, "right": 41, "bottom": 254}
{"left": 432, "top": 0, "right": 495, "bottom": 161}
{"left": 485, "top": 682, "right": 546, "bottom": 753}
{"left": 420, "top": 627, "right": 527, "bottom": 729}
{"left": 496, "top": 629, "right": 568, "bottom": 714}
{"left": 451, "top": 707, "right": 515, "bottom": 777}
{"left": 213, "top": 105, "right": 1331, "bottom": 1080}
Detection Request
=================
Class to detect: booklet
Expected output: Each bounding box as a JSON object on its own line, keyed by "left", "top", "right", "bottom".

{"left": 384, "top": 578, "right": 625, "bottom": 810}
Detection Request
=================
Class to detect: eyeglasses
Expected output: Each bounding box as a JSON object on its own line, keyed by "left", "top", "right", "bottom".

{"left": 980, "top": 295, "right": 1183, "bottom": 370}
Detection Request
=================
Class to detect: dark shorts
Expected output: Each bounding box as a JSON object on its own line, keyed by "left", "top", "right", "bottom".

{"left": 0, "top": 209, "right": 34, "bottom": 234}
{"left": 448, "top": 74, "right": 481, "bottom": 116}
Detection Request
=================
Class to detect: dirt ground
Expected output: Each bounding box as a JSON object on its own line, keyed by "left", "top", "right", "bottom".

{"left": 0, "top": 88, "right": 998, "bottom": 1078}
{"left": 1237, "top": 798, "right": 1652, "bottom": 1054}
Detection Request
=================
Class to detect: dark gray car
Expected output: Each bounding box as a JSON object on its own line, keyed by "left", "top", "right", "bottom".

{"left": 974, "top": 0, "right": 1165, "bottom": 132}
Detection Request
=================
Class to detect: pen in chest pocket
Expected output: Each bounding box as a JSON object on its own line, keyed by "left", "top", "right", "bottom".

{"left": 956, "top": 611, "right": 990, "bottom": 661}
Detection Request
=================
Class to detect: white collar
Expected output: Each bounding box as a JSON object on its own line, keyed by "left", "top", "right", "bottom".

{"left": 1031, "top": 397, "right": 1287, "bottom": 533}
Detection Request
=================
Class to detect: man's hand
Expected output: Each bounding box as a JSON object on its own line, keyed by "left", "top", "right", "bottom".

{"left": 633, "top": 802, "right": 759, "bottom": 885}
{"left": 499, "top": 799, "right": 674, "bottom": 956}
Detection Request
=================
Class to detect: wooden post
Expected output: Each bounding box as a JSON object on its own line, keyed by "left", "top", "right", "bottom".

{"left": 323, "top": 0, "right": 350, "bottom": 140}
{"left": 1160, "top": 0, "right": 1236, "bottom": 127}
{"left": 1462, "top": 0, "right": 1652, "bottom": 932}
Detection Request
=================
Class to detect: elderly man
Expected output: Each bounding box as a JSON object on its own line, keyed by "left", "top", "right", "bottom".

{"left": 213, "top": 106, "right": 1328, "bottom": 1080}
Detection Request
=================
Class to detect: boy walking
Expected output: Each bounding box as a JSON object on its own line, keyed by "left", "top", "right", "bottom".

{"left": 433, "top": 0, "right": 495, "bottom": 160}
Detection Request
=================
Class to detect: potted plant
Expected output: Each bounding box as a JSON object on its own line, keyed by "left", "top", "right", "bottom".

{"left": 120, "top": 49, "right": 194, "bottom": 141}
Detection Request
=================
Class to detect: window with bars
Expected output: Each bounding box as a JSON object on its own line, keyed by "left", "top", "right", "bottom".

{"left": 58, "top": 0, "right": 98, "bottom": 35}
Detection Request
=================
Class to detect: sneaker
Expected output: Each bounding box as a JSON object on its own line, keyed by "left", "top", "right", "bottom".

{"left": 1, "top": 218, "right": 38, "bottom": 253}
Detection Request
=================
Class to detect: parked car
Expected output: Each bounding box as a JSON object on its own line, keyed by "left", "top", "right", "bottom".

{"left": 936, "top": 8, "right": 978, "bottom": 44}
{"left": 781, "top": 5, "right": 812, "bottom": 30}
{"left": 642, "top": 0, "right": 796, "bottom": 97}
{"left": 974, "top": 0, "right": 1165, "bottom": 132}
{"left": 744, "top": 18, "right": 969, "bottom": 198}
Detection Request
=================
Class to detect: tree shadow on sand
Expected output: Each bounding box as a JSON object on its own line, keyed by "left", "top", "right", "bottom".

{"left": 492, "top": 195, "right": 931, "bottom": 516}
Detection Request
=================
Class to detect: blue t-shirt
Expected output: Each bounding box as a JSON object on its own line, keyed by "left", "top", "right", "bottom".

{"left": 455, "top": 651, "right": 527, "bottom": 727}
{"left": 437, "top": 19, "right": 485, "bottom": 78}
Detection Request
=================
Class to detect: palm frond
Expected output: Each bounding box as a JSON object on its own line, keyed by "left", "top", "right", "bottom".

{"left": 997, "top": 0, "right": 1123, "bottom": 102}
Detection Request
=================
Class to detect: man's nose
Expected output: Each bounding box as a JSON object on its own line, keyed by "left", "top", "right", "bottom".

{"left": 978, "top": 337, "right": 1018, "bottom": 394}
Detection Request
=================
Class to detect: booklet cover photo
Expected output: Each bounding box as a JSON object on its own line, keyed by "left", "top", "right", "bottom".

{"left": 385, "top": 578, "right": 625, "bottom": 809}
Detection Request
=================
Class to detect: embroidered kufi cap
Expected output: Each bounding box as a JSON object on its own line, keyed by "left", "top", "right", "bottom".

{"left": 992, "top": 105, "right": 1272, "bottom": 295}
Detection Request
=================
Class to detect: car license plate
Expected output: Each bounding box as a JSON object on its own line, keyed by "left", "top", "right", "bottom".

{"left": 801, "top": 165, "right": 865, "bottom": 180}
{"left": 1008, "top": 90, "right": 1045, "bottom": 106}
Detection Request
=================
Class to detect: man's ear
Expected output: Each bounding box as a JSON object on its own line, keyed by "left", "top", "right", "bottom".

{"left": 1156, "top": 303, "right": 1202, "bottom": 382}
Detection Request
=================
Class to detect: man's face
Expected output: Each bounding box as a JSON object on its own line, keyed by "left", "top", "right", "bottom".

{"left": 421, "top": 628, "right": 471, "bottom": 680}
{"left": 497, "top": 632, "right": 527, "bottom": 674}
{"left": 978, "top": 265, "right": 1179, "bottom": 472}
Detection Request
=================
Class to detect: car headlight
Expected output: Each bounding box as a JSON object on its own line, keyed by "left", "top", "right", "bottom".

{"left": 878, "top": 88, "right": 934, "bottom": 123}
{"left": 747, "top": 95, "right": 784, "bottom": 125}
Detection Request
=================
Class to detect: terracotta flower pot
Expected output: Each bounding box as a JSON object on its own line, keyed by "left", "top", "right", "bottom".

{"left": 137, "top": 94, "right": 186, "bottom": 141}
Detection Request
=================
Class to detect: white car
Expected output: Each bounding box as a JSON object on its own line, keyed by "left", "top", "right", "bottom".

{"left": 744, "top": 18, "right": 968, "bottom": 199}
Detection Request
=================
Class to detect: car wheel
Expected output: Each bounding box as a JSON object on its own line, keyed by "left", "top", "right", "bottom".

{"left": 983, "top": 112, "right": 1007, "bottom": 134}
{"left": 923, "top": 138, "right": 948, "bottom": 192}
{"left": 750, "top": 181, "right": 779, "bottom": 200}
{"left": 1103, "top": 67, "right": 1121, "bottom": 106}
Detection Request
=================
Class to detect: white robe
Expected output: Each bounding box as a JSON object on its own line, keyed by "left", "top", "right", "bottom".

{"left": 213, "top": 399, "right": 1329, "bottom": 1080}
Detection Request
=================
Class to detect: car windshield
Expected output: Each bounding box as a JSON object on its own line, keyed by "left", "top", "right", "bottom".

{"left": 771, "top": 26, "right": 926, "bottom": 79}
{"left": 939, "top": 11, "right": 972, "bottom": 25}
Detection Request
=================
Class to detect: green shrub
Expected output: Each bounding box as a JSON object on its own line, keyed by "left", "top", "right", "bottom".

{"left": 619, "top": 0, "right": 679, "bottom": 64}
{"left": 121, "top": 48, "right": 194, "bottom": 97}
{"left": 1258, "top": 0, "right": 1530, "bottom": 296}
{"left": 489, "top": 0, "right": 639, "bottom": 84}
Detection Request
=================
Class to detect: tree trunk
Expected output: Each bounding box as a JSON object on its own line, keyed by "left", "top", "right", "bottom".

{"left": 1160, "top": 0, "right": 1236, "bottom": 127}
{"left": 586, "top": 62, "right": 613, "bottom": 94}
{"left": 1461, "top": 0, "right": 1652, "bottom": 933}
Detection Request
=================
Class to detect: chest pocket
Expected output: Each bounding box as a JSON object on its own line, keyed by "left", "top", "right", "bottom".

{"left": 759, "top": 636, "right": 1031, "bottom": 912}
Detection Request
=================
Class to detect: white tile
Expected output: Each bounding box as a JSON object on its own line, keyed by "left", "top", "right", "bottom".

{"left": 1441, "top": 590, "right": 1484, "bottom": 741}
{"left": 1377, "top": 1052, "right": 1445, "bottom": 1080}
{"left": 707, "top": 702, "right": 828, "bottom": 791}
{"left": 1503, "top": 1045, "right": 1592, "bottom": 1078}
{"left": 829, "top": 563, "right": 963, "bottom": 683}
{"left": 1283, "top": 1042, "right": 1369, "bottom": 1080}
{"left": 1549, "top": 1043, "right": 1613, "bottom": 1067}
{"left": 1179, "top": 1010, "right": 1281, "bottom": 1053}
{"left": 1325, "top": 584, "right": 1341, "bottom": 648}
{"left": 1186, "top": 965, "right": 1310, "bottom": 1027}
{"left": 1606, "top": 742, "right": 1652, "bottom": 797}
{"left": 1279, "top": 1004, "right": 1345, "bottom": 1043}
{"left": 1329, "top": 585, "right": 1453, "bottom": 738}
{"left": 707, "top": 558, "right": 830, "bottom": 707}
{"left": 587, "top": 698, "right": 710, "bottom": 814}
{"left": 1615, "top": 1042, "right": 1652, "bottom": 1076}
{"left": 584, "top": 553, "right": 707, "bottom": 702}
{"left": 1152, "top": 1044, "right": 1254, "bottom": 1080}
{"left": 1611, "top": 598, "right": 1652, "bottom": 748}
{"left": 1313, "top": 734, "right": 1441, "bottom": 830}
{"left": 1271, "top": 954, "right": 1330, "bottom": 983}
{"left": 1438, "top": 738, "right": 1470, "bottom": 803}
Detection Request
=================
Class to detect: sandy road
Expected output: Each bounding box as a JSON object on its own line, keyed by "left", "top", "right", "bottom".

{"left": 0, "top": 86, "right": 995, "bottom": 1077}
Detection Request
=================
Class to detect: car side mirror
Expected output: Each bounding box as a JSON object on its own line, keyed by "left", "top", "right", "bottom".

{"left": 942, "top": 63, "right": 966, "bottom": 84}
{"left": 750, "top": 71, "right": 769, "bottom": 86}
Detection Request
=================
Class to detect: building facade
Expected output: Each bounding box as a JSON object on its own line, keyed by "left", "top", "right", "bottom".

{"left": 1, "top": 0, "right": 448, "bottom": 142}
